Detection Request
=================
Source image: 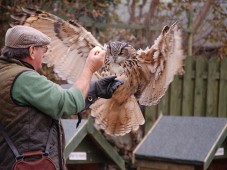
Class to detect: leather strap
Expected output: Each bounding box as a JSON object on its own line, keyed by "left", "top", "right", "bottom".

{"left": 23, "top": 150, "right": 43, "bottom": 157}
{"left": 0, "top": 123, "right": 21, "bottom": 159}
{"left": 44, "top": 120, "right": 55, "bottom": 155}
{"left": 0, "top": 120, "right": 55, "bottom": 158}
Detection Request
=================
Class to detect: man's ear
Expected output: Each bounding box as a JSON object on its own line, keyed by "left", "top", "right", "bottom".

{"left": 29, "top": 46, "right": 35, "bottom": 60}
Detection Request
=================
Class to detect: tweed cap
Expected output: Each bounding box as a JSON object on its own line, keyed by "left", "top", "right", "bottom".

{"left": 5, "top": 25, "right": 51, "bottom": 48}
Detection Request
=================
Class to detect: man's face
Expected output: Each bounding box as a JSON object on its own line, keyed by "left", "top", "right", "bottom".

{"left": 32, "top": 46, "right": 48, "bottom": 70}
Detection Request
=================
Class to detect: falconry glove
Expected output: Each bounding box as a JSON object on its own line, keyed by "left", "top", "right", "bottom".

{"left": 77, "top": 76, "right": 124, "bottom": 127}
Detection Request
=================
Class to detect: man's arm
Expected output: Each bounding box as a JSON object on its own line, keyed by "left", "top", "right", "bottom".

{"left": 74, "top": 46, "right": 106, "bottom": 98}
{"left": 12, "top": 71, "right": 85, "bottom": 119}
{"left": 12, "top": 46, "right": 106, "bottom": 119}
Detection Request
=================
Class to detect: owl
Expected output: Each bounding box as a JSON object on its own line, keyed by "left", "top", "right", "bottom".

{"left": 12, "top": 8, "right": 185, "bottom": 136}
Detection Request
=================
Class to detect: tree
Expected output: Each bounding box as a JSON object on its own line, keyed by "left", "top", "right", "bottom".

{"left": 112, "top": 0, "right": 226, "bottom": 57}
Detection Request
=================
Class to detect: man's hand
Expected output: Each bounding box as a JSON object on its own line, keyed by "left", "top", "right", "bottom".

{"left": 95, "top": 76, "right": 124, "bottom": 98}
{"left": 85, "top": 76, "right": 124, "bottom": 107}
{"left": 85, "top": 46, "right": 106, "bottom": 74}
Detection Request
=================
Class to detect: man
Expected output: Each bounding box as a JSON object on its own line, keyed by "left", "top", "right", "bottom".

{"left": 0, "top": 25, "right": 122, "bottom": 170}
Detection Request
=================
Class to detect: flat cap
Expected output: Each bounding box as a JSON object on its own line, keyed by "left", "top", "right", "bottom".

{"left": 5, "top": 25, "right": 51, "bottom": 48}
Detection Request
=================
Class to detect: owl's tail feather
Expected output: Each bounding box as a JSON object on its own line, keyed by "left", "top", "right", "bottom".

{"left": 90, "top": 95, "right": 145, "bottom": 136}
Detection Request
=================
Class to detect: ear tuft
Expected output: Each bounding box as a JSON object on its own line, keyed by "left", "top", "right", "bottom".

{"left": 162, "top": 25, "right": 169, "bottom": 35}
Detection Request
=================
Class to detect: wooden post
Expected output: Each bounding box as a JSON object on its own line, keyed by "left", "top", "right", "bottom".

{"left": 182, "top": 57, "right": 194, "bottom": 116}
{"left": 206, "top": 57, "right": 219, "bottom": 117}
{"left": 187, "top": 2, "right": 193, "bottom": 57}
{"left": 218, "top": 58, "right": 227, "bottom": 117}
{"left": 194, "top": 57, "right": 207, "bottom": 116}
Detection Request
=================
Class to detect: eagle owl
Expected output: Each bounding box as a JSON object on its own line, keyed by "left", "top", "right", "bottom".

{"left": 12, "top": 8, "right": 185, "bottom": 136}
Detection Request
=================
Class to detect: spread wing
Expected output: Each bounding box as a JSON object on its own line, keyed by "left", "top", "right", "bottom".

{"left": 11, "top": 8, "right": 103, "bottom": 83}
{"left": 137, "top": 23, "right": 185, "bottom": 106}
{"left": 90, "top": 23, "right": 185, "bottom": 136}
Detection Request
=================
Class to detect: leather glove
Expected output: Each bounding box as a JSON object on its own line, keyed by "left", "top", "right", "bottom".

{"left": 76, "top": 76, "right": 123, "bottom": 128}
{"left": 85, "top": 76, "right": 124, "bottom": 109}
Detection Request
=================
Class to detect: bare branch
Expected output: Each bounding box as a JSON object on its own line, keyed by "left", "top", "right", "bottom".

{"left": 129, "top": 0, "right": 136, "bottom": 23}
{"left": 193, "top": 0, "right": 214, "bottom": 34}
{"left": 139, "top": 0, "right": 147, "bottom": 18}
{"left": 144, "top": 0, "right": 160, "bottom": 25}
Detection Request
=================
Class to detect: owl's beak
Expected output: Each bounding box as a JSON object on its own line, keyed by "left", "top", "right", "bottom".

{"left": 104, "top": 53, "right": 107, "bottom": 59}
{"left": 113, "top": 56, "right": 118, "bottom": 62}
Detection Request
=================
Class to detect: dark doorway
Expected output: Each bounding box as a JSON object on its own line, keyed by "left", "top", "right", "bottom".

{"left": 208, "top": 159, "right": 227, "bottom": 170}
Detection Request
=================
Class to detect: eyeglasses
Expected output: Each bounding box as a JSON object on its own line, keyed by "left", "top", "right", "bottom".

{"left": 34, "top": 45, "right": 48, "bottom": 53}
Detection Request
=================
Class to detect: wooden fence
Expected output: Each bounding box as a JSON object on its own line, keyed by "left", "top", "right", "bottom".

{"left": 144, "top": 56, "right": 227, "bottom": 133}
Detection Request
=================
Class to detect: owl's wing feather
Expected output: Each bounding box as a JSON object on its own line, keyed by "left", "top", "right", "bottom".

{"left": 137, "top": 23, "right": 185, "bottom": 105}
{"left": 11, "top": 8, "right": 103, "bottom": 83}
{"left": 91, "top": 95, "right": 145, "bottom": 136}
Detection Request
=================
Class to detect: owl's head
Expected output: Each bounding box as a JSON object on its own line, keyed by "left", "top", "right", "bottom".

{"left": 106, "top": 41, "right": 136, "bottom": 64}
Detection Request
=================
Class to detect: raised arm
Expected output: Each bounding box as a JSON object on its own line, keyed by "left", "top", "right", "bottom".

{"left": 74, "top": 46, "right": 106, "bottom": 98}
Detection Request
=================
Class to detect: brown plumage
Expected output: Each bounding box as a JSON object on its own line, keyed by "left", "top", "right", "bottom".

{"left": 12, "top": 8, "right": 185, "bottom": 136}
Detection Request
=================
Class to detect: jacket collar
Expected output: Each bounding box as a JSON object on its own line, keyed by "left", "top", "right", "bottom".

{"left": 0, "top": 55, "right": 35, "bottom": 70}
